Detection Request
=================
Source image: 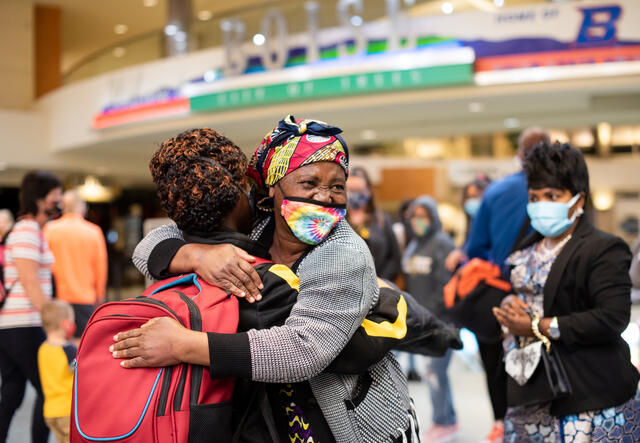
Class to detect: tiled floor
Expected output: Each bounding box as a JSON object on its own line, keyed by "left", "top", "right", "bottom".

{"left": 7, "top": 306, "right": 640, "bottom": 442}
{"left": 7, "top": 352, "right": 493, "bottom": 443}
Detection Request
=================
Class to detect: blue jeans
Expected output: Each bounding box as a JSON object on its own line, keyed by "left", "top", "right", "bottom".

{"left": 393, "top": 351, "right": 418, "bottom": 374}
{"left": 426, "top": 348, "right": 457, "bottom": 426}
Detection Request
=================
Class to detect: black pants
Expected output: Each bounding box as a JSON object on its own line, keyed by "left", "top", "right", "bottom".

{"left": 70, "top": 303, "right": 96, "bottom": 338}
{"left": 0, "top": 327, "right": 49, "bottom": 443}
{"left": 478, "top": 340, "right": 507, "bottom": 421}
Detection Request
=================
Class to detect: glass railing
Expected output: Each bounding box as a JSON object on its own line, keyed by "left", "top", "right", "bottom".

{"left": 62, "top": 0, "right": 405, "bottom": 84}
{"left": 62, "top": 0, "right": 548, "bottom": 84}
{"left": 64, "top": 30, "right": 165, "bottom": 84}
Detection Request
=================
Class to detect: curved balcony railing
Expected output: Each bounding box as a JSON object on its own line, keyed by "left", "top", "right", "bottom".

{"left": 62, "top": 0, "right": 424, "bottom": 84}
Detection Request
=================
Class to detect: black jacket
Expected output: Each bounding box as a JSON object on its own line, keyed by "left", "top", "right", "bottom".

{"left": 360, "top": 211, "right": 403, "bottom": 281}
{"left": 513, "top": 218, "right": 639, "bottom": 416}
{"left": 166, "top": 229, "right": 460, "bottom": 442}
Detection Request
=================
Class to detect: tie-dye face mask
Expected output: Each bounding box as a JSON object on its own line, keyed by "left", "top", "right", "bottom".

{"left": 280, "top": 197, "right": 347, "bottom": 245}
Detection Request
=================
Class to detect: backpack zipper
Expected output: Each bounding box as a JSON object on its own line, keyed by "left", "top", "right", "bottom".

{"left": 173, "top": 364, "right": 188, "bottom": 411}
{"left": 176, "top": 292, "right": 203, "bottom": 408}
{"left": 156, "top": 366, "right": 173, "bottom": 417}
{"left": 130, "top": 297, "right": 184, "bottom": 326}
{"left": 125, "top": 297, "right": 185, "bottom": 416}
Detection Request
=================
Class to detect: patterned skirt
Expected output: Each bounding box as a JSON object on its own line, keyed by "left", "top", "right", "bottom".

{"left": 504, "top": 391, "right": 640, "bottom": 443}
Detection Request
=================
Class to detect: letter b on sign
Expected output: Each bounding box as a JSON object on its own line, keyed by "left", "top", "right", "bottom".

{"left": 576, "top": 6, "right": 621, "bottom": 45}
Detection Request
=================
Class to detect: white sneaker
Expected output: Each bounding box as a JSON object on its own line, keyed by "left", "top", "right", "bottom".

{"left": 422, "top": 424, "right": 459, "bottom": 443}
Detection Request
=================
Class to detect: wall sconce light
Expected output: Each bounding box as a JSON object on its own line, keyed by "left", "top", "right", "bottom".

{"left": 76, "top": 176, "right": 115, "bottom": 203}
{"left": 592, "top": 189, "right": 615, "bottom": 211}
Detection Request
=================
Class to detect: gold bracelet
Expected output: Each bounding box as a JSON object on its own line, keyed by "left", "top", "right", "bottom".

{"left": 531, "top": 314, "right": 551, "bottom": 353}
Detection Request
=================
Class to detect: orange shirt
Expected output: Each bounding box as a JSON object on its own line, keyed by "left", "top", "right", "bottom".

{"left": 43, "top": 214, "right": 107, "bottom": 305}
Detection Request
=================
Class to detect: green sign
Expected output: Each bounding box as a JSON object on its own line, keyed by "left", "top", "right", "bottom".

{"left": 190, "top": 63, "right": 472, "bottom": 113}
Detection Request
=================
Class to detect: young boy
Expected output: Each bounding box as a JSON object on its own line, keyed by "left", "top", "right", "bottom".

{"left": 37, "top": 300, "right": 77, "bottom": 443}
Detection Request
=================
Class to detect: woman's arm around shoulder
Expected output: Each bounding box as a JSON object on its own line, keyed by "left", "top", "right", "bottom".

{"left": 132, "top": 222, "right": 184, "bottom": 280}
{"left": 210, "top": 222, "right": 379, "bottom": 383}
{"left": 132, "top": 223, "right": 262, "bottom": 299}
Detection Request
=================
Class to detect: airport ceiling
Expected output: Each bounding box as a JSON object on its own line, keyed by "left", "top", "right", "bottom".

{"left": 27, "top": 73, "right": 640, "bottom": 187}
{"left": 3, "top": 0, "right": 594, "bottom": 187}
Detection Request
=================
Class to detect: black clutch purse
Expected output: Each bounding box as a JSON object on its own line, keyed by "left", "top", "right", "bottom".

{"left": 506, "top": 315, "right": 572, "bottom": 407}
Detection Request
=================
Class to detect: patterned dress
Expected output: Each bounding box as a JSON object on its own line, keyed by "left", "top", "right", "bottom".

{"left": 278, "top": 384, "right": 317, "bottom": 443}
{"left": 503, "top": 242, "right": 640, "bottom": 443}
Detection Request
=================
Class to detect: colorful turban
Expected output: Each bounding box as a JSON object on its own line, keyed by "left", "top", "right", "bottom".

{"left": 247, "top": 115, "right": 349, "bottom": 191}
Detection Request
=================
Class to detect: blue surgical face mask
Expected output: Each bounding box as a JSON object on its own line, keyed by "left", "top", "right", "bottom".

{"left": 527, "top": 193, "right": 583, "bottom": 238}
{"left": 464, "top": 198, "right": 481, "bottom": 218}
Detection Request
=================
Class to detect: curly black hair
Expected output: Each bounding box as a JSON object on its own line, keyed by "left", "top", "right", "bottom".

{"left": 149, "top": 128, "right": 248, "bottom": 233}
{"left": 524, "top": 141, "right": 589, "bottom": 199}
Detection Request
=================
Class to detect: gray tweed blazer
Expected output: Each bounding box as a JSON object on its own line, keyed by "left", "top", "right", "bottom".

{"left": 133, "top": 219, "right": 412, "bottom": 442}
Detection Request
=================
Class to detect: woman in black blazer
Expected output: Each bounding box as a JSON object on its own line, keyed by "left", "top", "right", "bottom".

{"left": 493, "top": 141, "right": 639, "bottom": 442}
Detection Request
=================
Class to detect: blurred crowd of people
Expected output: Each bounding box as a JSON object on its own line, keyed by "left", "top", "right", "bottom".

{"left": 1, "top": 121, "right": 639, "bottom": 443}
{"left": 342, "top": 126, "right": 640, "bottom": 443}
{"left": 0, "top": 172, "right": 107, "bottom": 443}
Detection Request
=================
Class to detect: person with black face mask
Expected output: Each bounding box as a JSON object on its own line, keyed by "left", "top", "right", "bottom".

{"left": 0, "top": 170, "right": 62, "bottom": 443}
{"left": 346, "top": 167, "right": 403, "bottom": 282}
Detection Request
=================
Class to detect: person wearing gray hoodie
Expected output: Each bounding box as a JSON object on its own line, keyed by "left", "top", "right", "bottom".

{"left": 402, "top": 195, "right": 458, "bottom": 441}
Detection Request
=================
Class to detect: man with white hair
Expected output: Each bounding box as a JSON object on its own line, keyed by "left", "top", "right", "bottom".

{"left": 43, "top": 191, "right": 107, "bottom": 340}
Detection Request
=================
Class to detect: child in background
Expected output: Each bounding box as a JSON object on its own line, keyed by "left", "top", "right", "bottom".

{"left": 37, "top": 300, "right": 76, "bottom": 443}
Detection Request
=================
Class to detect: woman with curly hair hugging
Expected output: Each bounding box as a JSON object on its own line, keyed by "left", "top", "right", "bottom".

{"left": 492, "top": 141, "right": 639, "bottom": 442}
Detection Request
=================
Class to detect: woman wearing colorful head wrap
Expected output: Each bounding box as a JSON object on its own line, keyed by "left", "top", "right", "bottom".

{"left": 117, "top": 116, "right": 420, "bottom": 442}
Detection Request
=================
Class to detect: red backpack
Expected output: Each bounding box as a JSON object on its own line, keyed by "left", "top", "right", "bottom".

{"left": 70, "top": 268, "right": 254, "bottom": 443}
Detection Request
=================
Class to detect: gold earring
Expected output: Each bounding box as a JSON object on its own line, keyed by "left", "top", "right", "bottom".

{"left": 257, "top": 196, "right": 274, "bottom": 212}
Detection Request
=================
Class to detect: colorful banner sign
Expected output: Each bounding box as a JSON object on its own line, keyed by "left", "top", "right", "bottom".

{"left": 188, "top": 47, "right": 474, "bottom": 112}
{"left": 190, "top": 64, "right": 471, "bottom": 112}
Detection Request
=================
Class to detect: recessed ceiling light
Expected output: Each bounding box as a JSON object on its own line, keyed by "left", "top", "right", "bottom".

{"left": 441, "top": 2, "right": 454, "bottom": 14}
{"left": 361, "top": 129, "right": 377, "bottom": 141}
{"left": 197, "top": 10, "right": 213, "bottom": 21}
{"left": 253, "top": 33, "right": 266, "bottom": 46}
{"left": 204, "top": 70, "right": 217, "bottom": 83}
{"left": 143, "top": 0, "right": 158, "bottom": 7}
{"left": 494, "top": 0, "right": 505, "bottom": 7}
{"left": 350, "top": 15, "right": 363, "bottom": 27}
{"left": 468, "top": 102, "right": 485, "bottom": 113}
{"left": 504, "top": 117, "right": 520, "bottom": 129}
{"left": 114, "top": 24, "right": 129, "bottom": 35}
{"left": 164, "top": 24, "right": 178, "bottom": 36}
{"left": 112, "top": 47, "right": 126, "bottom": 58}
